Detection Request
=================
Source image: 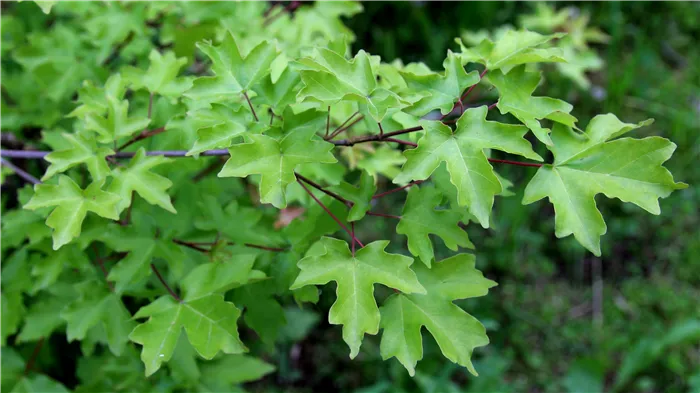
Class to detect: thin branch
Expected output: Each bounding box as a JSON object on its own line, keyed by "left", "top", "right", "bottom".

{"left": 327, "top": 114, "right": 364, "bottom": 140}
{"left": 351, "top": 222, "right": 356, "bottom": 256}
{"left": 367, "top": 211, "right": 401, "bottom": 219}
{"left": 327, "top": 111, "right": 359, "bottom": 140}
{"left": 263, "top": 0, "right": 300, "bottom": 26}
{"left": 488, "top": 101, "right": 499, "bottom": 111}
{"left": 372, "top": 180, "right": 423, "bottom": 199}
{"left": 243, "top": 91, "right": 259, "bottom": 122}
{"left": 23, "top": 337, "right": 45, "bottom": 376}
{"left": 378, "top": 122, "right": 384, "bottom": 137}
{"left": 296, "top": 176, "right": 364, "bottom": 248}
{"left": 0, "top": 157, "right": 41, "bottom": 185}
{"left": 173, "top": 238, "right": 210, "bottom": 253}
{"left": 325, "top": 106, "right": 331, "bottom": 138}
{"left": 91, "top": 244, "right": 115, "bottom": 292}
{"left": 488, "top": 158, "right": 542, "bottom": 168}
{"left": 150, "top": 263, "right": 182, "bottom": 302}
{"left": 442, "top": 68, "right": 488, "bottom": 120}
{"left": 117, "top": 126, "right": 167, "bottom": 151}
{"left": 332, "top": 125, "right": 423, "bottom": 146}
{"left": 383, "top": 138, "right": 417, "bottom": 147}
{"left": 243, "top": 243, "right": 288, "bottom": 252}
{"left": 295, "top": 172, "right": 351, "bottom": 206}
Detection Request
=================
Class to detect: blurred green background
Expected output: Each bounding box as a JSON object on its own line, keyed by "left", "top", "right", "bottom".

{"left": 275, "top": 2, "right": 700, "bottom": 392}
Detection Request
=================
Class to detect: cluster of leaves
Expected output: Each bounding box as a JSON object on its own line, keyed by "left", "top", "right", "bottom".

{"left": 0, "top": 1, "right": 687, "bottom": 392}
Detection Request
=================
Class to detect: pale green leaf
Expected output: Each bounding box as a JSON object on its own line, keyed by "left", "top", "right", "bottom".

{"left": 291, "top": 237, "right": 425, "bottom": 358}
{"left": 380, "top": 254, "right": 496, "bottom": 376}
{"left": 522, "top": 115, "right": 687, "bottom": 255}
{"left": 123, "top": 49, "right": 193, "bottom": 97}
{"left": 328, "top": 170, "right": 376, "bottom": 221}
{"left": 108, "top": 148, "right": 176, "bottom": 214}
{"left": 42, "top": 132, "right": 114, "bottom": 182}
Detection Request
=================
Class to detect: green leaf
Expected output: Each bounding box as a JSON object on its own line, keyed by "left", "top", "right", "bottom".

{"left": 296, "top": 49, "right": 403, "bottom": 122}
{"left": 42, "top": 132, "right": 114, "bottom": 182}
{"left": 233, "top": 281, "right": 286, "bottom": 345}
{"left": 107, "top": 148, "right": 176, "bottom": 214}
{"left": 194, "top": 196, "right": 284, "bottom": 246}
{"left": 24, "top": 176, "right": 121, "bottom": 250}
{"left": 182, "top": 253, "right": 257, "bottom": 300}
{"left": 1, "top": 291, "right": 25, "bottom": 346}
{"left": 523, "top": 115, "right": 687, "bottom": 255}
{"left": 83, "top": 90, "right": 151, "bottom": 145}
{"left": 218, "top": 127, "right": 336, "bottom": 208}
{"left": 186, "top": 103, "right": 253, "bottom": 156}
{"left": 379, "top": 253, "right": 496, "bottom": 376}
{"left": 29, "top": 244, "right": 89, "bottom": 294}
{"left": 400, "top": 51, "right": 480, "bottom": 117}
{"left": 10, "top": 375, "right": 69, "bottom": 393}
{"left": 129, "top": 294, "right": 247, "bottom": 377}
{"left": 328, "top": 170, "right": 376, "bottom": 221}
{"left": 186, "top": 32, "right": 279, "bottom": 100}
{"left": 397, "top": 186, "right": 473, "bottom": 267}
{"left": 123, "top": 49, "right": 193, "bottom": 97}
{"left": 16, "top": 292, "right": 72, "bottom": 343}
{"left": 253, "top": 67, "right": 301, "bottom": 115}
{"left": 291, "top": 237, "right": 425, "bottom": 358}
{"left": 200, "top": 354, "right": 275, "bottom": 389}
{"left": 489, "top": 66, "right": 578, "bottom": 145}
{"left": 456, "top": 29, "right": 566, "bottom": 71}
{"left": 394, "top": 107, "right": 542, "bottom": 228}
{"left": 61, "top": 279, "right": 135, "bottom": 356}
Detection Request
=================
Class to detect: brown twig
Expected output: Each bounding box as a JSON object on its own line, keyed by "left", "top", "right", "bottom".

{"left": 243, "top": 91, "right": 259, "bottom": 122}
{"left": 117, "top": 126, "right": 167, "bottom": 151}
{"left": 150, "top": 263, "right": 181, "bottom": 302}
{"left": 23, "top": 337, "right": 45, "bottom": 376}
{"left": 372, "top": 180, "right": 423, "bottom": 199}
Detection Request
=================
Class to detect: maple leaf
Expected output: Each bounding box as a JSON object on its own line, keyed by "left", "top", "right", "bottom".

{"left": 24, "top": 176, "right": 120, "bottom": 250}
{"left": 181, "top": 253, "right": 258, "bottom": 301}
{"left": 42, "top": 132, "right": 114, "bottom": 182}
{"left": 291, "top": 237, "right": 425, "bottom": 358}
{"left": 380, "top": 253, "right": 496, "bottom": 376}
{"left": 129, "top": 294, "right": 247, "bottom": 376}
{"left": 394, "top": 107, "right": 543, "bottom": 228}
{"left": 82, "top": 85, "right": 151, "bottom": 145}
{"left": 328, "top": 170, "right": 376, "bottom": 222}
{"left": 61, "top": 279, "right": 135, "bottom": 356}
{"left": 252, "top": 67, "right": 301, "bottom": 115}
{"left": 107, "top": 148, "right": 176, "bottom": 214}
{"left": 68, "top": 75, "right": 126, "bottom": 119}
{"left": 456, "top": 29, "right": 566, "bottom": 71}
{"left": 489, "top": 65, "right": 578, "bottom": 145}
{"left": 185, "top": 32, "right": 279, "bottom": 100}
{"left": 397, "top": 186, "right": 473, "bottom": 267}
{"left": 233, "top": 281, "right": 286, "bottom": 345}
{"left": 523, "top": 115, "right": 687, "bottom": 256}
{"left": 218, "top": 127, "right": 336, "bottom": 208}
{"left": 296, "top": 48, "right": 404, "bottom": 122}
{"left": 186, "top": 104, "right": 251, "bottom": 156}
{"left": 122, "top": 49, "right": 193, "bottom": 98}
{"left": 400, "top": 51, "right": 480, "bottom": 117}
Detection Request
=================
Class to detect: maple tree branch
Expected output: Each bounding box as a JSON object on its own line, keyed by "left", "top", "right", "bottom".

{"left": 325, "top": 106, "right": 331, "bottom": 138}
{"left": 442, "top": 68, "right": 488, "bottom": 120}
{"left": 488, "top": 158, "right": 542, "bottom": 168}
{"left": 331, "top": 125, "right": 422, "bottom": 146}
{"left": 378, "top": 122, "right": 384, "bottom": 137}
{"left": 383, "top": 138, "right": 417, "bottom": 147}
{"left": 150, "top": 263, "right": 182, "bottom": 302}
{"left": 295, "top": 172, "right": 351, "bottom": 206}
{"left": 263, "top": 0, "right": 300, "bottom": 26}
{"left": 367, "top": 211, "right": 401, "bottom": 219}
{"left": 327, "top": 114, "right": 364, "bottom": 140}
{"left": 327, "top": 111, "right": 359, "bottom": 140}
{"left": 3, "top": 149, "right": 544, "bottom": 169}
{"left": 117, "top": 126, "right": 167, "bottom": 151}
{"left": 243, "top": 91, "right": 259, "bottom": 122}
{"left": 23, "top": 337, "right": 45, "bottom": 376}
{"left": 172, "top": 238, "right": 210, "bottom": 253}
{"left": 242, "top": 243, "right": 288, "bottom": 252}
{"left": 373, "top": 180, "right": 423, "bottom": 199}
{"left": 0, "top": 157, "right": 41, "bottom": 185}
{"left": 296, "top": 176, "right": 364, "bottom": 248}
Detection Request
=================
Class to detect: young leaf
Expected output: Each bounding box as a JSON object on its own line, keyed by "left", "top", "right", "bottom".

{"left": 129, "top": 294, "right": 247, "bottom": 377}
{"left": 123, "top": 50, "right": 193, "bottom": 97}
{"left": 456, "top": 29, "right": 565, "bottom": 71}
{"left": 186, "top": 32, "right": 279, "bottom": 100}
{"left": 328, "top": 170, "right": 376, "bottom": 221}
{"left": 400, "top": 51, "right": 480, "bottom": 117}
{"left": 380, "top": 253, "right": 497, "bottom": 376}
{"left": 218, "top": 127, "right": 336, "bottom": 208}
{"left": 296, "top": 49, "right": 403, "bottom": 121}
{"left": 397, "top": 186, "right": 473, "bottom": 267}
{"left": 291, "top": 237, "right": 426, "bottom": 358}
{"left": 42, "top": 132, "right": 114, "bottom": 182}
{"left": 83, "top": 95, "right": 151, "bottom": 145}
{"left": 394, "top": 107, "right": 542, "bottom": 228}
{"left": 200, "top": 354, "right": 275, "bottom": 389}
{"left": 181, "top": 253, "right": 257, "bottom": 300}
{"left": 523, "top": 115, "right": 687, "bottom": 256}
{"left": 108, "top": 148, "right": 176, "bottom": 214}
{"left": 61, "top": 279, "right": 135, "bottom": 356}
{"left": 489, "top": 66, "right": 578, "bottom": 145}
{"left": 24, "top": 176, "right": 120, "bottom": 250}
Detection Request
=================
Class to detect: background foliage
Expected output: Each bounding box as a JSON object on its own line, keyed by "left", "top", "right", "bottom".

{"left": 1, "top": 2, "right": 698, "bottom": 393}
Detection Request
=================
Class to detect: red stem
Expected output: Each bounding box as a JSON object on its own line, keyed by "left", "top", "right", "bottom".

{"left": 172, "top": 238, "right": 210, "bottom": 253}
{"left": 296, "top": 176, "right": 364, "bottom": 248}
{"left": 351, "top": 222, "right": 356, "bottom": 256}
{"left": 91, "top": 244, "right": 115, "bottom": 292}
{"left": 242, "top": 243, "right": 288, "bottom": 252}
{"left": 328, "top": 115, "right": 365, "bottom": 140}
{"left": 367, "top": 211, "right": 401, "bottom": 219}
{"left": 150, "top": 263, "right": 182, "bottom": 302}
{"left": 488, "top": 158, "right": 542, "bottom": 168}
{"left": 325, "top": 106, "right": 331, "bottom": 138}
{"left": 243, "top": 91, "right": 259, "bottom": 122}
{"left": 23, "top": 337, "right": 45, "bottom": 376}
{"left": 295, "top": 172, "right": 351, "bottom": 206}
{"left": 383, "top": 138, "right": 417, "bottom": 147}
{"left": 117, "top": 126, "right": 167, "bottom": 151}
{"left": 372, "top": 180, "right": 423, "bottom": 199}
{"left": 327, "top": 111, "right": 359, "bottom": 140}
